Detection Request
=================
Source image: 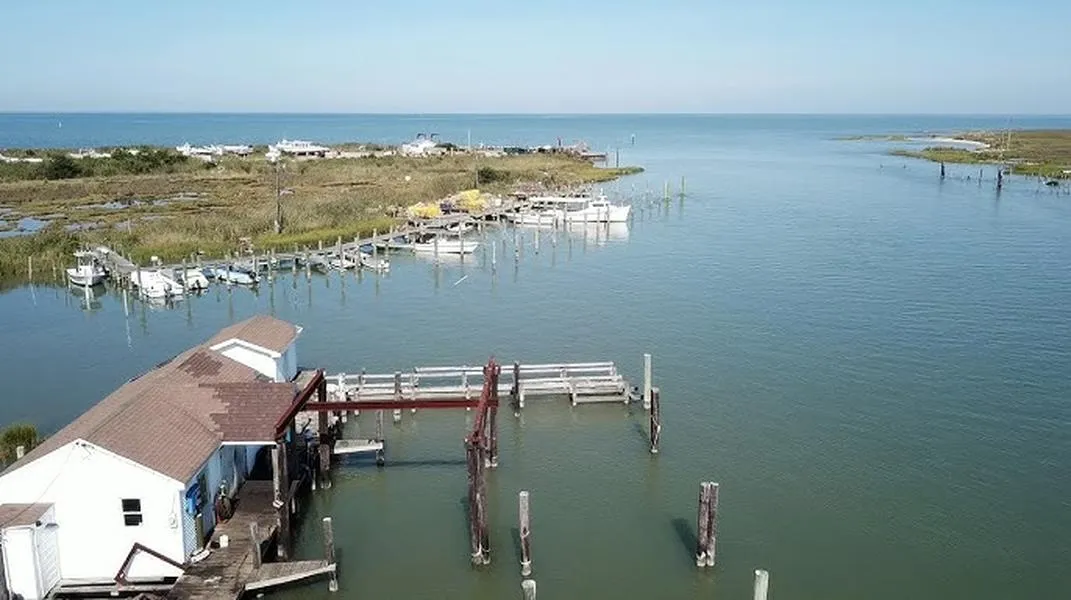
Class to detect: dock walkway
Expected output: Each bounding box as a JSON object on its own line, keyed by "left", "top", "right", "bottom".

{"left": 92, "top": 197, "right": 535, "bottom": 283}
{"left": 166, "top": 481, "right": 334, "bottom": 600}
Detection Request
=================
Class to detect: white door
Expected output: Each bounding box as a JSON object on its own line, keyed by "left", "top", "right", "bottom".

{"left": 33, "top": 524, "right": 61, "bottom": 598}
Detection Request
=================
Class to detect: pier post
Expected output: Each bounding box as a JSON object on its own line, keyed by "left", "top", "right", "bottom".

{"left": 488, "top": 404, "right": 499, "bottom": 468}
{"left": 649, "top": 387, "right": 661, "bottom": 454}
{"left": 393, "top": 371, "right": 403, "bottom": 423}
{"left": 273, "top": 442, "right": 291, "bottom": 560}
{"left": 322, "top": 517, "right": 338, "bottom": 592}
{"left": 753, "top": 569, "right": 770, "bottom": 600}
{"left": 681, "top": 175, "right": 686, "bottom": 196}
{"left": 940, "top": 162, "right": 946, "bottom": 179}
{"left": 336, "top": 236, "right": 343, "bottom": 264}
{"left": 708, "top": 482, "right": 719, "bottom": 566}
{"left": 491, "top": 243, "right": 497, "bottom": 272}
{"left": 466, "top": 444, "right": 483, "bottom": 564}
{"left": 519, "top": 491, "right": 532, "bottom": 576}
{"left": 695, "top": 482, "right": 713, "bottom": 567}
{"left": 643, "top": 353, "right": 653, "bottom": 410}
{"left": 318, "top": 428, "right": 332, "bottom": 488}
{"left": 27, "top": 256, "right": 33, "bottom": 281}
{"left": 521, "top": 580, "right": 537, "bottom": 600}
{"left": 513, "top": 361, "right": 523, "bottom": 411}
{"left": 249, "top": 521, "right": 261, "bottom": 570}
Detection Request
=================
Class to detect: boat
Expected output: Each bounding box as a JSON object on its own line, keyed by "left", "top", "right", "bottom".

{"left": 359, "top": 252, "right": 390, "bottom": 272}
{"left": 177, "top": 268, "right": 210, "bottom": 291}
{"left": 327, "top": 254, "right": 359, "bottom": 270}
{"left": 411, "top": 233, "right": 479, "bottom": 255}
{"left": 510, "top": 191, "right": 631, "bottom": 225}
{"left": 66, "top": 251, "right": 107, "bottom": 287}
{"left": 131, "top": 269, "right": 185, "bottom": 299}
{"left": 209, "top": 266, "right": 258, "bottom": 285}
{"left": 373, "top": 236, "right": 414, "bottom": 252}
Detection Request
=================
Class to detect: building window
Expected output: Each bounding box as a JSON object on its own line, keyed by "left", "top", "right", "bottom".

{"left": 122, "top": 498, "right": 143, "bottom": 526}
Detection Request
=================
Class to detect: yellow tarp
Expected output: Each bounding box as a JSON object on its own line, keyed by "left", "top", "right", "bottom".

{"left": 455, "top": 189, "right": 488, "bottom": 212}
{"left": 407, "top": 201, "right": 442, "bottom": 218}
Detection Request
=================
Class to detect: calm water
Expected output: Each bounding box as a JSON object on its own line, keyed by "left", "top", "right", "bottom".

{"left": 2, "top": 115, "right": 1070, "bottom": 600}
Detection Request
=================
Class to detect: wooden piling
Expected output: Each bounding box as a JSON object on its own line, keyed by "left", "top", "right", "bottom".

{"left": 753, "top": 569, "right": 769, "bottom": 600}
{"left": 323, "top": 517, "right": 338, "bottom": 592}
{"left": 643, "top": 353, "right": 653, "bottom": 410}
{"left": 393, "top": 371, "right": 403, "bottom": 423}
{"left": 27, "top": 256, "right": 33, "bottom": 280}
{"left": 940, "top": 162, "right": 946, "bottom": 179}
{"left": 513, "top": 361, "right": 523, "bottom": 410}
{"left": 708, "top": 482, "right": 719, "bottom": 567}
{"left": 466, "top": 444, "right": 484, "bottom": 565}
{"left": 519, "top": 491, "right": 532, "bottom": 576}
{"left": 249, "top": 521, "right": 262, "bottom": 569}
{"left": 521, "top": 579, "right": 537, "bottom": 600}
{"left": 488, "top": 404, "right": 499, "bottom": 468}
{"left": 273, "top": 442, "right": 291, "bottom": 560}
{"left": 649, "top": 387, "right": 661, "bottom": 454}
{"left": 695, "top": 482, "right": 712, "bottom": 567}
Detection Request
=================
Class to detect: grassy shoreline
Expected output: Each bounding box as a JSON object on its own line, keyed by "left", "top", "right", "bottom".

{"left": 886, "top": 130, "right": 1071, "bottom": 179}
{"left": 0, "top": 148, "right": 642, "bottom": 285}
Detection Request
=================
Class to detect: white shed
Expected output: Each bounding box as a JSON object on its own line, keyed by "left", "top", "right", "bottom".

{"left": 0, "top": 315, "right": 304, "bottom": 595}
{"left": 1, "top": 504, "right": 60, "bottom": 600}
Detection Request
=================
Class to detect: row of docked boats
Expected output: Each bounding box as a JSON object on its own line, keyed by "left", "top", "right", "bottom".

{"left": 507, "top": 191, "right": 630, "bottom": 227}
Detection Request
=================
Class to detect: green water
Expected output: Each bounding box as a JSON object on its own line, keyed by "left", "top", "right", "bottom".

{"left": 2, "top": 115, "right": 1070, "bottom": 599}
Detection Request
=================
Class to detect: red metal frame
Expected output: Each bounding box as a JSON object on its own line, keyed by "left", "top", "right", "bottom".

{"left": 114, "top": 542, "right": 185, "bottom": 584}
{"left": 274, "top": 369, "right": 326, "bottom": 437}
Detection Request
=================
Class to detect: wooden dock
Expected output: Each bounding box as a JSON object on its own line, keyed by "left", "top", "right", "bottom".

{"left": 166, "top": 481, "right": 335, "bottom": 600}
{"left": 325, "top": 361, "right": 633, "bottom": 409}
{"left": 91, "top": 196, "right": 536, "bottom": 285}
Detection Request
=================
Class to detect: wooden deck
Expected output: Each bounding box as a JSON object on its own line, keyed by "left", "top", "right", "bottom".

{"left": 245, "top": 561, "right": 335, "bottom": 592}
{"left": 166, "top": 481, "right": 278, "bottom": 600}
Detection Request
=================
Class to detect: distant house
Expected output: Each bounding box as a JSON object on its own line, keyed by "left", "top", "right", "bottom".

{"left": 0, "top": 316, "right": 307, "bottom": 599}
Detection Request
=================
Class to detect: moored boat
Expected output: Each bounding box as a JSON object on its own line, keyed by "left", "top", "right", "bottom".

{"left": 66, "top": 251, "right": 107, "bottom": 287}
{"left": 359, "top": 252, "right": 390, "bottom": 272}
{"left": 411, "top": 233, "right": 479, "bottom": 255}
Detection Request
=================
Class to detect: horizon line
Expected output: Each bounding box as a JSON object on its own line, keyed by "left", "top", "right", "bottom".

{"left": 1, "top": 111, "right": 1070, "bottom": 118}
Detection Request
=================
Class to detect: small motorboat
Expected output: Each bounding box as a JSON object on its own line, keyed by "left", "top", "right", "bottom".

{"left": 66, "top": 251, "right": 107, "bottom": 287}
{"left": 131, "top": 269, "right": 184, "bottom": 299}
{"left": 210, "top": 265, "right": 258, "bottom": 285}
{"left": 411, "top": 233, "right": 479, "bottom": 255}
{"left": 327, "top": 254, "right": 358, "bottom": 270}
{"left": 178, "top": 268, "right": 210, "bottom": 290}
{"left": 359, "top": 252, "right": 390, "bottom": 272}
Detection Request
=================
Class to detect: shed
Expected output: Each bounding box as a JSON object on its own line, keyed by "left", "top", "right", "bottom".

{"left": 1, "top": 503, "right": 60, "bottom": 600}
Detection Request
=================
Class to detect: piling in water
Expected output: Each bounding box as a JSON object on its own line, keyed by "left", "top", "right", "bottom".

{"left": 649, "top": 387, "right": 661, "bottom": 453}
{"left": 519, "top": 491, "right": 532, "bottom": 576}
{"left": 323, "top": 517, "right": 338, "bottom": 592}
{"left": 753, "top": 569, "right": 770, "bottom": 600}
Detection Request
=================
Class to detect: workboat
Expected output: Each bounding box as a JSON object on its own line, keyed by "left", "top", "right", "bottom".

{"left": 131, "top": 269, "right": 185, "bottom": 299}
{"left": 411, "top": 233, "right": 479, "bottom": 255}
{"left": 209, "top": 266, "right": 258, "bottom": 285}
{"left": 66, "top": 251, "right": 107, "bottom": 287}
{"left": 177, "top": 268, "right": 210, "bottom": 291}
{"left": 359, "top": 252, "right": 390, "bottom": 272}
{"left": 327, "top": 254, "right": 359, "bottom": 270}
{"left": 510, "top": 192, "right": 630, "bottom": 225}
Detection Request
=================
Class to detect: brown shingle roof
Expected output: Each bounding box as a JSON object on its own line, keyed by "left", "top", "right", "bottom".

{"left": 2, "top": 316, "right": 304, "bottom": 484}
{"left": 208, "top": 315, "right": 300, "bottom": 354}
{"left": 0, "top": 503, "right": 52, "bottom": 528}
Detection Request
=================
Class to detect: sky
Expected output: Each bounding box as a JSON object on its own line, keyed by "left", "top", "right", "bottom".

{"left": 1, "top": 0, "right": 1069, "bottom": 113}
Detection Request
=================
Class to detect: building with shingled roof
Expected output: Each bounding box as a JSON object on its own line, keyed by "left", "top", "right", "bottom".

{"left": 0, "top": 315, "right": 309, "bottom": 599}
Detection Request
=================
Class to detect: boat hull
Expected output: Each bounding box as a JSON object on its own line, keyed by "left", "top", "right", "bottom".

{"left": 66, "top": 268, "right": 106, "bottom": 287}
{"left": 412, "top": 240, "right": 479, "bottom": 255}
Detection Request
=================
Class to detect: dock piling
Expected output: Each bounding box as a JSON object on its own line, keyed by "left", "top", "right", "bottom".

{"left": 322, "top": 517, "right": 338, "bottom": 592}
{"left": 513, "top": 361, "right": 523, "bottom": 411}
{"left": 519, "top": 491, "right": 532, "bottom": 576}
{"left": 249, "top": 521, "right": 262, "bottom": 569}
{"left": 643, "top": 353, "right": 653, "bottom": 410}
{"left": 521, "top": 579, "right": 537, "bottom": 600}
{"left": 753, "top": 569, "right": 770, "bottom": 600}
{"left": 695, "top": 481, "right": 719, "bottom": 567}
{"left": 393, "top": 371, "right": 403, "bottom": 423}
{"left": 273, "top": 443, "right": 291, "bottom": 560}
{"left": 27, "top": 256, "right": 33, "bottom": 280}
{"left": 649, "top": 387, "right": 661, "bottom": 453}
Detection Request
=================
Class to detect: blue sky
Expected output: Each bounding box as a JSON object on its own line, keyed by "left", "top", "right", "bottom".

{"left": 2, "top": 0, "right": 1069, "bottom": 113}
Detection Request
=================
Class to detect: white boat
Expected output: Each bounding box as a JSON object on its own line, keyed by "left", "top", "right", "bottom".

{"left": 131, "top": 269, "right": 185, "bottom": 299}
{"left": 178, "top": 268, "right": 210, "bottom": 290}
{"left": 411, "top": 233, "right": 479, "bottom": 255}
{"left": 66, "top": 251, "right": 107, "bottom": 287}
{"left": 327, "top": 254, "right": 358, "bottom": 270}
{"left": 511, "top": 192, "right": 631, "bottom": 225}
{"left": 359, "top": 252, "right": 390, "bottom": 272}
{"left": 270, "top": 139, "right": 329, "bottom": 157}
{"left": 210, "top": 266, "right": 257, "bottom": 285}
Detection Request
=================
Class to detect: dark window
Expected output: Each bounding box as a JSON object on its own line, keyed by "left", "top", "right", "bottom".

{"left": 121, "top": 498, "right": 143, "bottom": 526}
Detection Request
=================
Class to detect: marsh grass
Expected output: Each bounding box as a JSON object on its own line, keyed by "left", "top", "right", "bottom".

{"left": 0, "top": 151, "right": 642, "bottom": 281}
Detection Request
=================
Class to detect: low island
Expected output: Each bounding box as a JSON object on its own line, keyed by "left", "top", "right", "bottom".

{"left": 0, "top": 143, "right": 642, "bottom": 284}
{"left": 888, "top": 130, "right": 1071, "bottom": 180}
